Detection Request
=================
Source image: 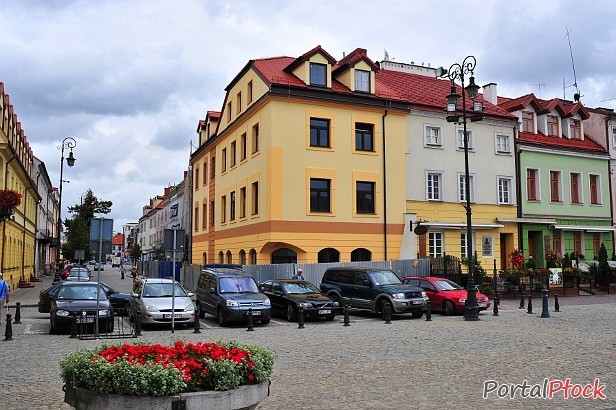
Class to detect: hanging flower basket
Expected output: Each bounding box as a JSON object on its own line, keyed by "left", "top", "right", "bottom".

{"left": 0, "top": 189, "right": 22, "bottom": 208}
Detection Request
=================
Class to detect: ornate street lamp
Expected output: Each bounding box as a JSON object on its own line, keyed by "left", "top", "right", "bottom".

{"left": 54, "top": 137, "right": 77, "bottom": 281}
{"left": 440, "top": 56, "right": 484, "bottom": 321}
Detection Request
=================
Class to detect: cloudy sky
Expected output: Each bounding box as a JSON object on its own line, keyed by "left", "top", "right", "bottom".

{"left": 1, "top": 0, "right": 615, "bottom": 233}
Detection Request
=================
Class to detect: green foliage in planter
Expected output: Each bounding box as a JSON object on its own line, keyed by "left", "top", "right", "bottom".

{"left": 60, "top": 340, "right": 275, "bottom": 396}
{"left": 505, "top": 283, "right": 517, "bottom": 293}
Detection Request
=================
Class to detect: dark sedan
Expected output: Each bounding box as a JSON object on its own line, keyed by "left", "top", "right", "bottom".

{"left": 49, "top": 282, "right": 114, "bottom": 334}
{"left": 259, "top": 279, "right": 339, "bottom": 322}
{"left": 39, "top": 281, "right": 129, "bottom": 314}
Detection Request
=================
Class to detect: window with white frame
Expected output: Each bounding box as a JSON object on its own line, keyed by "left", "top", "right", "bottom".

{"left": 456, "top": 128, "right": 474, "bottom": 150}
{"left": 458, "top": 173, "right": 475, "bottom": 202}
{"left": 496, "top": 133, "right": 512, "bottom": 153}
{"left": 498, "top": 177, "right": 513, "bottom": 204}
{"left": 429, "top": 232, "right": 444, "bottom": 257}
{"left": 460, "top": 232, "right": 469, "bottom": 259}
{"left": 612, "top": 126, "right": 616, "bottom": 149}
{"left": 426, "top": 172, "right": 443, "bottom": 200}
{"left": 424, "top": 125, "right": 442, "bottom": 147}
{"left": 355, "top": 69, "right": 370, "bottom": 92}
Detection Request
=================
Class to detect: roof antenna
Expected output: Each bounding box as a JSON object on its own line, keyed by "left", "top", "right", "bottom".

{"left": 529, "top": 83, "right": 545, "bottom": 98}
{"left": 565, "top": 27, "right": 582, "bottom": 102}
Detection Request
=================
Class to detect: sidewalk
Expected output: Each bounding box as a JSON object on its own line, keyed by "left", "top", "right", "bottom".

{"left": 8, "top": 274, "right": 56, "bottom": 308}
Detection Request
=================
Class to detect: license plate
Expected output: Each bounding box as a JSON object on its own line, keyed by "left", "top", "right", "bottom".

{"left": 76, "top": 318, "right": 94, "bottom": 324}
{"left": 163, "top": 313, "right": 182, "bottom": 319}
{"left": 478, "top": 303, "right": 487, "bottom": 308}
{"left": 248, "top": 310, "right": 261, "bottom": 316}
{"left": 412, "top": 300, "right": 423, "bottom": 304}
{"left": 318, "top": 309, "right": 331, "bottom": 315}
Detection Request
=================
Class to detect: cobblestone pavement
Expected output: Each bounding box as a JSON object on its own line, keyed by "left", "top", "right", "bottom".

{"left": 2, "top": 269, "right": 616, "bottom": 409}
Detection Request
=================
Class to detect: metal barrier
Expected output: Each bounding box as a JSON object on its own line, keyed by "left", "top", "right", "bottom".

{"left": 77, "top": 307, "right": 137, "bottom": 340}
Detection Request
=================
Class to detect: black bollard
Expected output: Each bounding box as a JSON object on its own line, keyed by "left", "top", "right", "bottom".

{"left": 540, "top": 288, "right": 550, "bottom": 318}
{"left": 519, "top": 292, "right": 525, "bottom": 309}
{"left": 298, "top": 306, "right": 305, "bottom": 329}
{"left": 493, "top": 295, "right": 499, "bottom": 316}
{"left": 425, "top": 300, "right": 432, "bottom": 322}
{"left": 246, "top": 308, "right": 254, "bottom": 331}
{"left": 193, "top": 305, "right": 201, "bottom": 334}
{"left": 343, "top": 305, "right": 350, "bottom": 326}
{"left": 554, "top": 294, "right": 560, "bottom": 312}
{"left": 384, "top": 302, "right": 392, "bottom": 324}
{"left": 4, "top": 313, "right": 13, "bottom": 341}
{"left": 13, "top": 302, "right": 21, "bottom": 324}
{"left": 527, "top": 295, "right": 533, "bottom": 314}
{"left": 69, "top": 315, "right": 78, "bottom": 339}
{"left": 134, "top": 307, "right": 142, "bottom": 337}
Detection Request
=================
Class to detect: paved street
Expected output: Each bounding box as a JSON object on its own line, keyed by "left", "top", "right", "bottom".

{"left": 2, "top": 267, "right": 616, "bottom": 409}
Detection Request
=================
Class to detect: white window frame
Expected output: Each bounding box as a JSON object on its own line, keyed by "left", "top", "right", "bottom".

{"left": 495, "top": 133, "right": 512, "bottom": 154}
{"left": 457, "top": 172, "right": 475, "bottom": 202}
{"left": 497, "top": 176, "right": 514, "bottom": 204}
{"left": 589, "top": 173, "right": 602, "bottom": 205}
{"left": 424, "top": 124, "right": 443, "bottom": 147}
{"left": 612, "top": 126, "right": 616, "bottom": 149}
{"left": 354, "top": 69, "right": 370, "bottom": 92}
{"left": 426, "top": 171, "right": 444, "bottom": 201}
{"left": 456, "top": 127, "right": 474, "bottom": 150}
{"left": 460, "top": 232, "right": 469, "bottom": 259}
{"left": 429, "top": 231, "right": 444, "bottom": 257}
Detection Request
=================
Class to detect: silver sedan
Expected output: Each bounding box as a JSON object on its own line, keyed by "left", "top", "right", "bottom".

{"left": 129, "top": 278, "right": 195, "bottom": 326}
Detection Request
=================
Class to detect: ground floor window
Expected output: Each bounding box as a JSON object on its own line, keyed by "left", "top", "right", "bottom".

{"left": 429, "top": 232, "right": 443, "bottom": 257}
{"left": 271, "top": 248, "right": 297, "bottom": 264}
{"left": 351, "top": 248, "right": 371, "bottom": 262}
{"left": 318, "top": 248, "right": 340, "bottom": 263}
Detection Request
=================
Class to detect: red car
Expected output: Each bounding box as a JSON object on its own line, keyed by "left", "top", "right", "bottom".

{"left": 403, "top": 276, "right": 490, "bottom": 315}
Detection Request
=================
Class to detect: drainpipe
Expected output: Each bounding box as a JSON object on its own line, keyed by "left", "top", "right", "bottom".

{"left": 382, "top": 110, "right": 388, "bottom": 260}
{"left": 1, "top": 157, "right": 17, "bottom": 276}
{"left": 605, "top": 115, "right": 615, "bottom": 254}
{"left": 21, "top": 185, "right": 36, "bottom": 281}
{"left": 514, "top": 125, "right": 523, "bottom": 251}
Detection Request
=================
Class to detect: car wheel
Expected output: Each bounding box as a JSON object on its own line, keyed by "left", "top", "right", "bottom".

{"left": 286, "top": 304, "right": 297, "bottom": 322}
{"left": 330, "top": 293, "right": 343, "bottom": 308}
{"left": 412, "top": 311, "right": 424, "bottom": 319}
{"left": 49, "top": 318, "right": 57, "bottom": 335}
{"left": 444, "top": 301, "right": 456, "bottom": 316}
{"left": 379, "top": 299, "right": 393, "bottom": 320}
{"left": 217, "top": 309, "right": 228, "bottom": 327}
{"left": 198, "top": 303, "right": 205, "bottom": 319}
{"left": 260, "top": 318, "right": 270, "bottom": 325}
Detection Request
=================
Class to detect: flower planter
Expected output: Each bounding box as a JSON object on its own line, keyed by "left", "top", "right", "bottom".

{"left": 65, "top": 380, "right": 270, "bottom": 410}
{"left": 0, "top": 206, "right": 14, "bottom": 216}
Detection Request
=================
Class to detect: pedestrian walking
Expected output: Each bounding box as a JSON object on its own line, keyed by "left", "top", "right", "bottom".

{"left": 131, "top": 267, "right": 138, "bottom": 285}
{"left": 0, "top": 272, "right": 10, "bottom": 325}
{"left": 292, "top": 269, "right": 304, "bottom": 280}
{"left": 120, "top": 265, "right": 125, "bottom": 280}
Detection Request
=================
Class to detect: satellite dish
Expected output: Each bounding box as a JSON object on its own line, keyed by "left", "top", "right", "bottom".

{"left": 414, "top": 224, "right": 428, "bottom": 235}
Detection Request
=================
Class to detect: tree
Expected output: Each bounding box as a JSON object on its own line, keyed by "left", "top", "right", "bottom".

{"left": 129, "top": 243, "right": 142, "bottom": 265}
{"left": 597, "top": 242, "right": 609, "bottom": 287}
{"left": 151, "top": 241, "right": 165, "bottom": 261}
{"left": 64, "top": 189, "right": 113, "bottom": 261}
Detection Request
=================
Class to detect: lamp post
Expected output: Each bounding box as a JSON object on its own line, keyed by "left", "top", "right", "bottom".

{"left": 440, "top": 56, "right": 484, "bottom": 321}
{"left": 55, "top": 137, "right": 76, "bottom": 280}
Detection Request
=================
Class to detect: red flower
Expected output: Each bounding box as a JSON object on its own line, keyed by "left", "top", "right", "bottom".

{"left": 0, "top": 189, "right": 21, "bottom": 208}
{"left": 247, "top": 374, "right": 255, "bottom": 381}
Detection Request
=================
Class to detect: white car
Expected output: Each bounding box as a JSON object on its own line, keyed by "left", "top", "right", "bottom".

{"left": 129, "top": 278, "right": 195, "bottom": 327}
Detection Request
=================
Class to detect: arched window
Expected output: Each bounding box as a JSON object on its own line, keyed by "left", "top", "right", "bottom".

{"left": 249, "top": 249, "right": 257, "bottom": 265}
{"left": 226, "top": 250, "right": 232, "bottom": 264}
{"left": 239, "top": 249, "right": 246, "bottom": 265}
{"left": 218, "top": 251, "right": 224, "bottom": 263}
{"left": 202, "top": 252, "right": 207, "bottom": 264}
{"left": 271, "top": 248, "right": 297, "bottom": 264}
{"left": 318, "top": 248, "right": 340, "bottom": 263}
{"left": 351, "top": 248, "right": 372, "bottom": 262}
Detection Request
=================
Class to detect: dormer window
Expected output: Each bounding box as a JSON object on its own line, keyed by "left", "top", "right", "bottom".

{"left": 547, "top": 115, "right": 559, "bottom": 137}
{"left": 571, "top": 119, "right": 581, "bottom": 139}
{"left": 310, "top": 63, "right": 327, "bottom": 86}
{"left": 522, "top": 111, "right": 534, "bottom": 133}
{"left": 355, "top": 69, "right": 370, "bottom": 92}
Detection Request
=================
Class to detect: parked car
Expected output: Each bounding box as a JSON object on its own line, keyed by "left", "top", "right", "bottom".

{"left": 49, "top": 282, "right": 114, "bottom": 334}
{"left": 38, "top": 282, "right": 63, "bottom": 313}
{"left": 259, "top": 279, "right": 339, "bottom": 322}
{"left": 129, "top": 278, "right": 195, "bottom": 327}
{"left": 320, "top": 267, "right": 427, "bottom": 318}
{"left": 65, "top": 267, "right": 92, "bottom": 282}
{"left": 403, "top": 276, "right": 491, "bottom": 315}
{"left": 195, "top": 267, "right": 271, "bottom": 326}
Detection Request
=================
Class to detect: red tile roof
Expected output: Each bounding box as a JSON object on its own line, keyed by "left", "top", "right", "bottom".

{"left": 499, "top": 93, "right": 589, "bottom": 120}
{"left": 333, "top": 48, "right": 379, "bottom": 74}
{"left": 518, "top": 131, "right": 606, "bottom": 153}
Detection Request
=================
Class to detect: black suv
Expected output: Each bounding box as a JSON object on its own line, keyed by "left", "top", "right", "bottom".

{"left": 320, "top": 267, "right": 427, "bottom": 318}
{"left": 195, "top": 267, "right": 271, "bottom": 326}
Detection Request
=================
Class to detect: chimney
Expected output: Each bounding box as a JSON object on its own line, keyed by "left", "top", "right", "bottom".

{"left": 483, "top": 83, "right": 497, "bottom": 105}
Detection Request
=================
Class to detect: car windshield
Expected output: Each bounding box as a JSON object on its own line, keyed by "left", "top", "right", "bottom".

{"left": 142, "top": 283, "right": 188, "bottom": 298}
{"left": 433, "top": 279, "right": 463, "bottom": 291}
{"left": 57, "top": 285, "right": 106, "bottom": 300}
{"left": 282, "top": 282, "right": 320, "bottom": 294}
{"left": 219, "top": 277, "right": 258, "bottom": 293}
{"left": 369, "top": 270, "right": 402, "bottom": 285}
